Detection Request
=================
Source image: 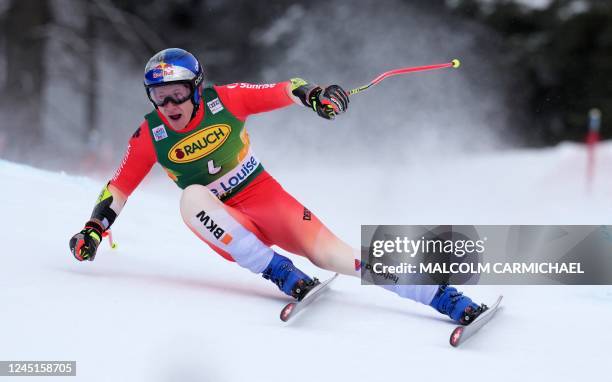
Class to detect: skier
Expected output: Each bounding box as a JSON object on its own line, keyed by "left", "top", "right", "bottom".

{"left": 69, "top": 48, "right": 485, "bottom": 325}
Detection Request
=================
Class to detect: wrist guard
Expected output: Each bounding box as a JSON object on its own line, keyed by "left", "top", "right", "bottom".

{"left": 91, "top": 184, "right": 118, "bottom": 230}
{"left": 290, "top": 78, "right": 320, "bottom": 108}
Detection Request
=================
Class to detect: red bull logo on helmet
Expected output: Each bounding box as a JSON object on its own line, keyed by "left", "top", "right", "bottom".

{"left": 151, "top": 62, "right": 174, "bottom": 79}
{"left": 150, "top": 61, "right": 196, "bottom": 83}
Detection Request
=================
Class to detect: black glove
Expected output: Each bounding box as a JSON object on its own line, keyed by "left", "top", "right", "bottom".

{"left": 291, "top": 78, "right": 349, "bottom": 120}
{"left": 69, "top": 220, "right": 104, "bottom": 261}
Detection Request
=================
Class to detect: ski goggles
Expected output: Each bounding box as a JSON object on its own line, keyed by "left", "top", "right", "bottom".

{"left": 146, "top": 82, "right": 193, "bottom": 106}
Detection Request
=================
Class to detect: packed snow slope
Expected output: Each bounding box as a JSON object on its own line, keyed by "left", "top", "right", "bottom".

{"left": 1, "top": 142, "right": 612, "bottom": 382}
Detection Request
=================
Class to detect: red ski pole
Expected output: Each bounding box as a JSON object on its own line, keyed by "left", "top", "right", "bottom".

{"left": 586, "top": 108, "right": 602, "bottom": 192}
{"left": 103, "top": 230, "right": 118, "bottom": 249}
{"left": 348, "top": 59, "right": 461, "bottom": 96}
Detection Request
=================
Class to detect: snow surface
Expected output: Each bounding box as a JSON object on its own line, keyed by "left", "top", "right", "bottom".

{"left": 2, "top": 143, "right": 612, "bottom": 381}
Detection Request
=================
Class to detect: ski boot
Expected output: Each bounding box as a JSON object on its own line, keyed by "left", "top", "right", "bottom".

{"left": 262, "top": 253, "right": 319, "bottom": 301}
{"left": 429, "top": 285, "right": 488, "bottom": 325}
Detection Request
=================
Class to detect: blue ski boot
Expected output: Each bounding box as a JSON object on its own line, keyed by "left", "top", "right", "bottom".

{"left": 262, "top": 253, "right": 319, "bottom": 300}
{"left": 429, "top": 285, "right": 487, "bottom": 325}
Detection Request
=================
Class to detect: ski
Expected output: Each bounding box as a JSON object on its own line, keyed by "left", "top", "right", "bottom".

{"left": 449, "top": 295, "right": 503, "bottom": 347}
{"left": 280, "top": 273, "right": 339, "bottom": 322}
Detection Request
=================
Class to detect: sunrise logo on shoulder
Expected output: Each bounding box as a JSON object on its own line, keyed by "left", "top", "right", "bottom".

{"left": 168, "top": 124, "right": 232, "bottom": 163}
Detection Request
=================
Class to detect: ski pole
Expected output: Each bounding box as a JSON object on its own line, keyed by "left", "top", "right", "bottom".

{"left": 103, "top": 230, "right": 118, "bottom": 249}
{"left": 586, "top": 108, "right": 602, "bottom": 193}
{"left": 348, "top": 59, "right": 461, "bottom": 96}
